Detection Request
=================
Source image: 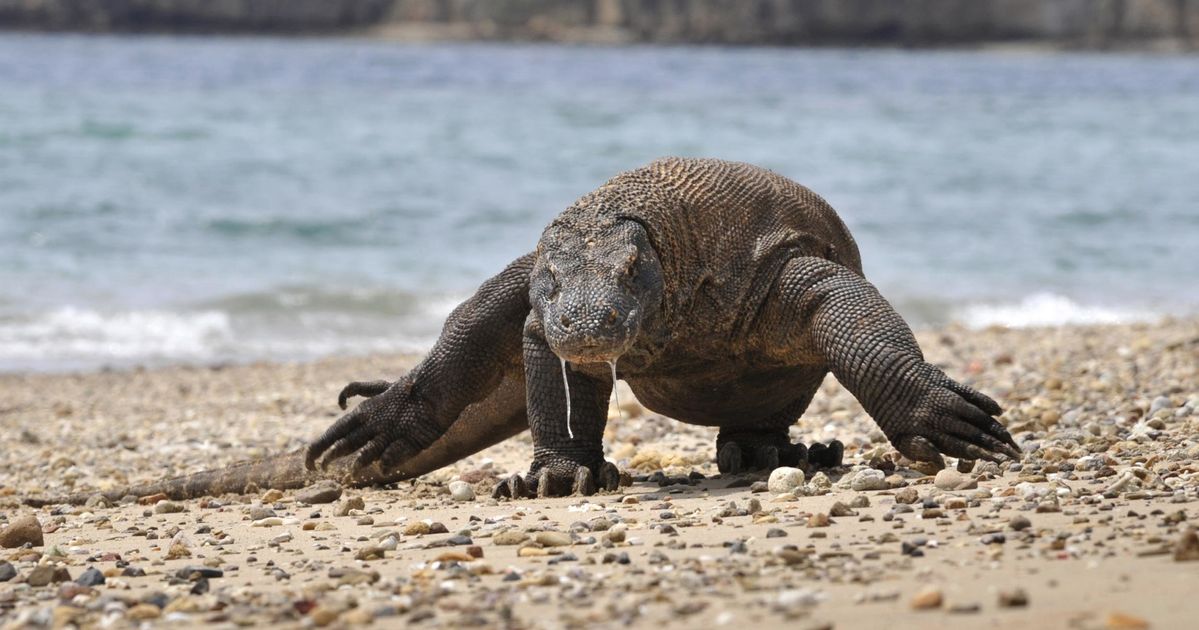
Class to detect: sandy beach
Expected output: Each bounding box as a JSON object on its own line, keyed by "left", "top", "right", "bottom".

{"left": 1, "top": 318, "right": 1197, "bottom": 629}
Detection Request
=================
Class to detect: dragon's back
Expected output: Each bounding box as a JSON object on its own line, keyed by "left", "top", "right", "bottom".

{"left": 613, "top": 157, "right": 862, "bottom": 274}
{"left": 580, "top": 157, "right": 863, "bottom": 340}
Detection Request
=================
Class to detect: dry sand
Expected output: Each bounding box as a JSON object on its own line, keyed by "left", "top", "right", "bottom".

{"left": 1, "top": 319, "right": 1197, "bottom": 629}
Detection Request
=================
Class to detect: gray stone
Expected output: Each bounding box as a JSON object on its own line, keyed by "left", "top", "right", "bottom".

{"left": 248, "top": 506, "right": 276, "bottom": 520}
{"left": 850, "top": 469, "right": 888, "bottom": 491}
{"left": 75, "top": 567, "right": 106, "bottom": 587}
{"left": 27, "top": 565, "right": 71, "bottom": 587}
{"left": 296, "top": 480, "right": 342, "bottom": 505}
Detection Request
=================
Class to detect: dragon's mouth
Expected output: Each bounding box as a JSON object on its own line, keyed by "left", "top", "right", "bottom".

{"left": 549, "top": 338, "right": 632, "bottom": 365}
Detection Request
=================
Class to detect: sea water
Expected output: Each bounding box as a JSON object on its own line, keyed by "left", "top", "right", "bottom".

{"left": 1, "top": 34, "right": 1196, "bottom": 371}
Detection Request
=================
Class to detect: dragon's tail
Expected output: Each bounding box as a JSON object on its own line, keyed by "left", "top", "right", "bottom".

{"left": 23, "top": 450, "right": 320, "bottom": 507}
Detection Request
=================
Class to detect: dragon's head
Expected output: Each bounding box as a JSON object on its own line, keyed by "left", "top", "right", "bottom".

{"left": 530, "top": 215, "right": 663, "bottom": 364}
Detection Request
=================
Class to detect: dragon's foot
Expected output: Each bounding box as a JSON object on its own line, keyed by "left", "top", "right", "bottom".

{"left": 493, "top": 459, "right": 622, "bottom": 499}
{"left": 716, "top": 431, "right": 844, "bottom": 474}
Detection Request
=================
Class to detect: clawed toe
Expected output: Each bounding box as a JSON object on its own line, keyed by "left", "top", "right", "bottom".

{"left": 753, "top": 445, "right": 780, "bottom": 472}
{"left": 492, "top": 473, "right": 531, "bottom": 499}
{"left": 572, "top": 467, "right": 596, "bottom": 496}
{"left": 337, "top": 380, "right": 391, "bottom": 410}
{"left": 717, "top": 442, "right": 743, "bottom": 474}
{"left": 807, "top": 439, "right": 844, "bottom": 468}
{"left": 493, "top": 461, "right": 622, "bottom": 500}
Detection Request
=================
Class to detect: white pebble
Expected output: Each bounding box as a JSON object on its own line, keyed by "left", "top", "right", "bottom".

{"left": 767, "top": 467, "right": 805, "bottom": 494}
{"left": 449, "top": 480, "right": 476, "bottom": 502}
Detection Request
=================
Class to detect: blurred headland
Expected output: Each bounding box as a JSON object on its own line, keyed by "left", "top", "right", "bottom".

{"left": 2, "top": 0, "right": 1198, "bottom": 50}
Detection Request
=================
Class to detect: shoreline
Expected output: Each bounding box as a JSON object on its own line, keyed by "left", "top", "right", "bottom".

{"left": 2, "top": 313, "right": 1190, "bottom": 378}
{"left": 2, "top": 0, "right": 1199, "bottom": 52}
{"left": 2, "top": 27, "right": 1197, "bottom": 55}
{"left": 1, "top": 317, "right": 1197, "bottom": 627}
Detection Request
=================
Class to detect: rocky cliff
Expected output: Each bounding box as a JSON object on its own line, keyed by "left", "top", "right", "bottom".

{"left": 1, "top": 0, "right": 1196, "bottom": 49}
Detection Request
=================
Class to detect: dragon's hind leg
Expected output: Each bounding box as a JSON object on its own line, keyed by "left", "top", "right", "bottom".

{"left": 712, "top": 380, "right": 842, "bottom": 475}
{"left": 716, "top": 428, "right": 843, "bottom": 474}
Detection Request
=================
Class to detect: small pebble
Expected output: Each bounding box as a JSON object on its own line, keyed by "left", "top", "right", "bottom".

{"left": 74, "top": 567, "right": 105, "bottom": 587}
{"left": 335, "top": 496, "right": 366, "bottom": 516}
{"left": 829, "top": 501, "right": 856, "bottom": 517}
{"left": 850, "top": 469, "right": 888, "bottom": 491}
{"left": 26, "top": 565, "right": 70, "bottom": 587}
{"left": 296, "top": 480, "right": 343, "bottom": 505}
{"left": 534, "top": 531, "right": 572, "bottom": 547}
{"left": 1105, "top": 611, "right": 1150, "bottom": 629}
{"left": 401, "top": 520, "right": 431, "bottom": 536}
{"left": 1009, "top": 515, "right": 1033, "bottom": 531}
{"left": 1174, "top": 528, "right": 1199, "bottom": 561}
{"left": 0, "top": 515, "right": 43, "bottom": 548}
{"left": 934, "top": 469, "right": 978, "bottom": 491}
{"left": 767, "top": 467, "right": 805, "bottom": 494}
{"left": 153, "top": 500, "right": 186, "bottom": 514}
{"left": 126, "top": 604, "right": 161, "bottom": 620}
{"left": 998, "top": 588, "right": 1028, "bottom": 607}
{"left": 894, "top": 487, "right": 920, "bottom": 504}
{"left": 493, "top": 530, "right": 529, "bottom": 545}
{"left": 910, "top": 587, "right": 943, "bottom": 609}
{"left": 448, "top": 480, "right": 476, "bottom": 502}
{"left": 248, "top": 506, "right": 276, "bottom": 520}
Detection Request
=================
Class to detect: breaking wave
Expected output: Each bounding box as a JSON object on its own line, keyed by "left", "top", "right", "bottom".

{"left": 0, "top": 289, "right": 464, "bottom": 372}
{"left": 953, "top": 293, "right": 1160, "bottom": 329}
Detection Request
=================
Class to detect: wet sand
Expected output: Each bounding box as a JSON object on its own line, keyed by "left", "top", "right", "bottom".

{"left": 1, "top": 318, "right": 1197, "bottom": 628}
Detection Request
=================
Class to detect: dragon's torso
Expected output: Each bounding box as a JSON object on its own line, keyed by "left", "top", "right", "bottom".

{"left": 551, "top": 157, "right": 864, "bottom": 425}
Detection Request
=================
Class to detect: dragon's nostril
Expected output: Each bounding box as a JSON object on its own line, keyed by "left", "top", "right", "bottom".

{"left": 559, "top": 314, "right": 572, "bottom": 328}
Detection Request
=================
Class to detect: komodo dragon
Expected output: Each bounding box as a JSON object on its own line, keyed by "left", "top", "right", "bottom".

{"left": 26, "top": 157, "right": 1020, "bottom": 506}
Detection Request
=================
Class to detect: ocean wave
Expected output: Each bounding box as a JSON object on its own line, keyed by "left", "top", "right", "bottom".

{"left": 0, "top": 307, "right": 234, "bottom": 368}
{"left": 953, "top": 293, "right": 1159, "bottom": 329}
{"left": 0, "top": 298, "right": 452, "bottom": 372}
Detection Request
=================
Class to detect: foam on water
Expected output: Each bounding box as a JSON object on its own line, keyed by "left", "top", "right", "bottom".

{"left": 0, "top": 303, "right": 444, "bottom": 372}
{"left": 954, "top": 293, "right": 1159, "bottom": 329}
{"left": 0, "top": 307, "right": 233, "bottom": 367}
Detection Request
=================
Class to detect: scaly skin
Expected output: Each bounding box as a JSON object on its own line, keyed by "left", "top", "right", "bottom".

{"left": 25, "top": 157, "right": 1019, "bottom": 506}
{"left": 318, "top": 157, "right": 1018, "bottom": 498}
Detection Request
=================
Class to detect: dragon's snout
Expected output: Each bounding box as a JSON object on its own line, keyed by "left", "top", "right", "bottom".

{"left": 545, "top": 299, "right": 639, "bottom": 363}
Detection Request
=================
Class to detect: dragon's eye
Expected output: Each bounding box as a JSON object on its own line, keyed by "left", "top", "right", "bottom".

{"left": 623, "top": 252, "right": 639, "bottom": 277}
{"left": 543, "top": 267, "right": 560, "bottom": 302}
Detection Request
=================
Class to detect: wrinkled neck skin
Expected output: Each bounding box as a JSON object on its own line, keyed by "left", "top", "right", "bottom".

{"left": 528, "top": 211, "right": 666, "bottom": 379}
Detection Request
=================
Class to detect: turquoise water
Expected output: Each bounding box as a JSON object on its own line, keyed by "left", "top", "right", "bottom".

{"left": 1, "top": 34, "right": 1197, "bottom": 371}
